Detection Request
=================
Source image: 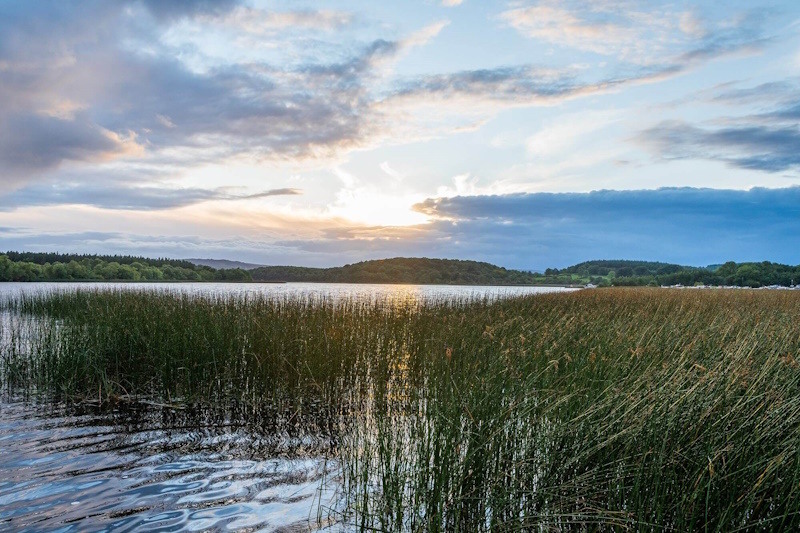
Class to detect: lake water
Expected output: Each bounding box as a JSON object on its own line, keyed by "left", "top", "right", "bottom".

{"left": 0, "top": 282, "right": 576, "bottom": 532}
{"left": 0, "top": 281, "right": 575, "bottom": 302}
{"left": 0, "top": 400, "right": 341, "bottom": 532}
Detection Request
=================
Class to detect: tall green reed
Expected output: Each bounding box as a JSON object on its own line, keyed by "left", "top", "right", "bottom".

{"left": 2, "top": 288, "right": 800, "bottom": 530}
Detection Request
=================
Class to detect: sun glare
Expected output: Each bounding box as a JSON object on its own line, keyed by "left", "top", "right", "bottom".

{"left": 330, "top": 191, "right": 430, "bottom": 227}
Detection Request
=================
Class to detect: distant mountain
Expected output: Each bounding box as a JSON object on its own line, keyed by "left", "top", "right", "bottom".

{"left": 185, "top": 258, "right": 264, "bottom": 271}
{"left": 250, "top": 257, "right": 541, "bottom": 285}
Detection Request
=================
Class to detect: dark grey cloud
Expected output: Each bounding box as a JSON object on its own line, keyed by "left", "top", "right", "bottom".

{"left": 405, "top": 187, "right": 800, "bottom": 269}
{"left": 0, "top": 183, "right": 300, "bottom": 211}
{"left": 0, "top": 113, "right": 134, "bottom": 177}
{"left": 0, "top": 1, "right": 377, "bottom": 183}
{"left": 641, "top": 121, "right": 800, "bottom": 172}
{"left": 392, "top": 66, "right": 583, "bottom": 102}
{"left": 138, "top": 0, "right": 240, "bottom": 21}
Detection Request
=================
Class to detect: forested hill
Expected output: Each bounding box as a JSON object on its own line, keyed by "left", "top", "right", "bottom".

{"left": 3, "top": 252, "right": 799, "bottom": 287}
{"left": 4, "top": 251, "right": 197, "bottom": 269}
{"left": 0, "top": 252, "right": 252, "bottom": 282}
{"left": 542, "top": 260, "right": 800, "bottom": 288}
{"left": 250, "top": 258, "right": 540, "bottom": 285}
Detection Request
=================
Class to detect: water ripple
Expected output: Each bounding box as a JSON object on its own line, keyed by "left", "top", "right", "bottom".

{"left": 0, "top": 400, "right": 342, "bottom": 532}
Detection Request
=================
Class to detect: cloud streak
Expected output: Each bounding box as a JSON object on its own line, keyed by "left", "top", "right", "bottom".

{"left": 640, "top": 80, "right": 800, "bottom": 172}
{"left": 0, "top": 183, "right": 301, "bottom": 211}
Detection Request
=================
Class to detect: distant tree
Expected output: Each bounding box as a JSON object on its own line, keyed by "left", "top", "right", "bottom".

{"left": 616, "top": 267, "right": 634, "bottom": 277}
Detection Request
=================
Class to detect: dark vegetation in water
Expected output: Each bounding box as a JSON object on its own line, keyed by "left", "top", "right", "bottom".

{"left": 3, "top": 288, "right": 800, "bottom": 530}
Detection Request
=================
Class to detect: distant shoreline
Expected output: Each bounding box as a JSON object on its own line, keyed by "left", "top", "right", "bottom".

{"left": 0, "top": 280, "right": 584, "bottom": 288}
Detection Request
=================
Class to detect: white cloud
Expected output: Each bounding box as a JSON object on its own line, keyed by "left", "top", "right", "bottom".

{"left": 156, "top": 114, "right": 176, "bottom": 128}
{"left": 203, "top": 7, "right": 354, "bottom": 33}
{"left": 401, "top": 20, "right": 450, "bottom": 49}
{"left": 526, "top": 110, "right": 620, "bottom": 159}
{"left": 379, "top": 161, "right": 404, "bottom": 181}
{"left": 679, "top": 11, "right": 707, "bottom": 39}
{"left": 499, "top": 2, "right": 716, "bottom": 64}
{"left": 501, "top": 4, "right": 633, "bottom": 56}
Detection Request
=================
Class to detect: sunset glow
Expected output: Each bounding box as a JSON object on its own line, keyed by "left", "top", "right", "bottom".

{"left": 1, "top": 1, "right": 798, "bottom": 268}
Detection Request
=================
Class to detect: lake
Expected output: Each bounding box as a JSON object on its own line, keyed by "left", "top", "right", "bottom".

{"left": 0, "top": 281, "right": 575, "bottom": 302}
{"left": 0, "top": 282, "right": 576, "bottom": 532}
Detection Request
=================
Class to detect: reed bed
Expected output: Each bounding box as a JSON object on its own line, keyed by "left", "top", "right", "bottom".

{"left": 2, "top": 287, "right": 800, "bottom": 531}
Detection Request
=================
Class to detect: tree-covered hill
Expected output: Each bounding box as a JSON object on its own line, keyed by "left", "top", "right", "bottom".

{"left": 4, "top": 251, "right": 198, "bottom": 270}
{"left": 2, "top": 252, "right": 799, "bottom": 287}
{"left": 556, "top": 260, "right": 688, "bottom": 277}
{"left": 545, "top": 259, "right": 800, "bottom": 288}
{"left": 0, "top": 252, "right": 252, "bottom": 282}
{"left": 251, "top": 258, "right": 542, "bottom": 285}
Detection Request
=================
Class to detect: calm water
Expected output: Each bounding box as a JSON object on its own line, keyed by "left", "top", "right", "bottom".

{"left": 0, "top": 281, "right": 574, "bottom": 302}
{"left": 0, "top": 282, "right": 575, "bottom": 532}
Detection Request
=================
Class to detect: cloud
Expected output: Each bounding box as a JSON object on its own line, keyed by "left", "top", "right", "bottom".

{"left": 408, "top": 187, "right": 800, "bottom": 269}
{"left": 138, "top": 0, "right": 240, "bottom": 21}
{"left": 0, "top": 228, "right": 344, "bottom": 267}
{"left": 641, "top": 121, "right": 800, "bottom": 172}
{"left": 382, "top": 11, "right": 765, "bottom": 122}
{"left": 4, "top": 187, "right": 798, "bottom": 269}
{"left": 0, "top": 183, "right": 301, "bottom": 211}
{"left": 442, "top": 0, "right": 464, "bottom": 6}
{"left": 0, "top": 2, "right": 454, "bottom": 189}
{"left": 0, "top": 0, "right": 771, "bottom": 194}
{"left": 501, "top": 4, "right": 637, "bottom": 56}
{"left": 500, "top": 2, "right": 763, "bottom": 65}
{"left": 0, "top": 3, "right": 363, "bottom": 182}
{"left": 203, "top": 7, "right": 354, "bottom": 33}
{"left": 640, "top": 78, "right": 800, "bottom": 173}
{"left": 402, "top": 20, "right": 449, "bottom": 49}
{"left": 0, "top": 113, "right": 143, "bottom": 182}
{"left": 526, "top": 110, "right": 620, "bottom": 158}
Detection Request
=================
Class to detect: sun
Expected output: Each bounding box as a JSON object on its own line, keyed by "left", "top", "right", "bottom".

{"left": 329, "top": 190, "right": 430, "bottom": 227}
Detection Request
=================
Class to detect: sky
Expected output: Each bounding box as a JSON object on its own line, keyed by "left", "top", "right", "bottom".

{"left": 1, "top": 0, "right": 799, "bottom": 270}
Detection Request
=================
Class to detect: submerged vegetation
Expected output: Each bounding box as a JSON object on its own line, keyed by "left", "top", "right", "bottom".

{"left": 2, "top": 288, "right": 800, "bottom": 530}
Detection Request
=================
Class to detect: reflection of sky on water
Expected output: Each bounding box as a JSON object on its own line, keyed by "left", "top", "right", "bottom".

{"left": 0, "top": 281, "right": 576, "bottom": 303}
{"left": 0, "top": 401, "right": 341, "bottom": 532}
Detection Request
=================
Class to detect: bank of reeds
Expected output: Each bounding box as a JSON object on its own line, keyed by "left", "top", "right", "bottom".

{"left": 2, "top": 288, "right": 800, "bottom": 531}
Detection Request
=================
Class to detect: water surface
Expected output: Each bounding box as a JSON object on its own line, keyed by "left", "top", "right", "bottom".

{"left": 0, "top": 281, "right": 574, "bottom": 302}
{"left": 0, "top": 400, "right": 341, "bottom": 532}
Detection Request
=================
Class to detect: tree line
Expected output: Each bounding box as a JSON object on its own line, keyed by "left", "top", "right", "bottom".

{"left": 0, "top": 253, "right": 252, "bottom": 282}
{"left": 2, "top": 253, "right": 798, "bottom": 287}
{"left": 543, "top": 260, "right": 800, "bottom": 288}
{"left": 250, "top": 257, "right": 542, "bottom": 285}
